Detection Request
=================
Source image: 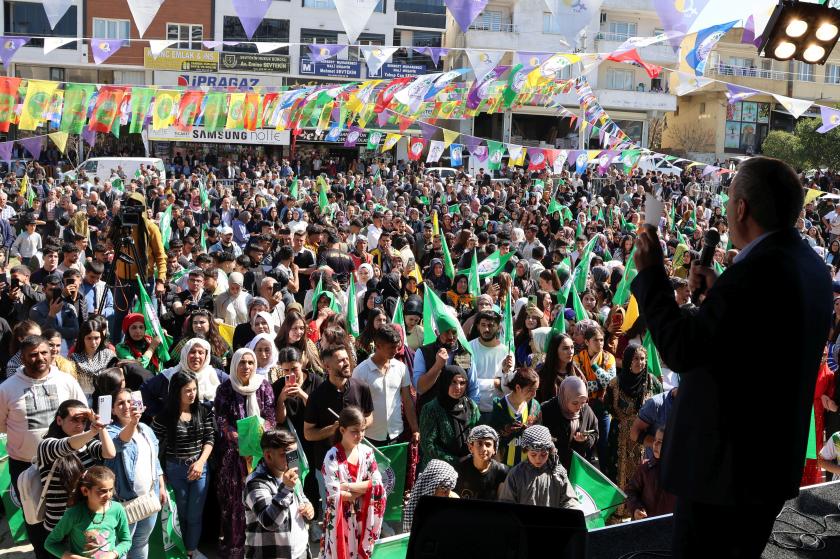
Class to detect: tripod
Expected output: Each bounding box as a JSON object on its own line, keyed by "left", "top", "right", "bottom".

{"left": 98, "top": 227, "right": 147, "bottom": 316}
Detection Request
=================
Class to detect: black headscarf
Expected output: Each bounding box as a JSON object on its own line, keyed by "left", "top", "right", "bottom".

{"left": 618, "top": 343, "right": 650, "bottom": 407}
{"left": 437, "top": 365, "right": 471, "bottom": 455}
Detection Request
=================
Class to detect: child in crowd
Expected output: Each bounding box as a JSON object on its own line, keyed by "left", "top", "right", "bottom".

{"left": 455, "top": 425, "right": 509, "bottom": 500}
{"left": 625, "top": 427, "right": 676, "bottom": 520}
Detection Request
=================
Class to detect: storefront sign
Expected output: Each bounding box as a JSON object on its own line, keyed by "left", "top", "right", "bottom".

{"left": 143, "top": 48, "right": 219, "bottom": 71}
{"left": 297, "top": 128, "right": 369, "bottom": 144}
{"left": 219, "top": 52, "right": 290, "bottom": 73}
{"left": 299, "top": 59, "right": 361, "bottom": 79}
{"left": 368, "top": 63, "right": 427, "bottom": 79}
{"left": 148, "top": 126, "right": 291, "bottom": 145}
{"left": 153, "top": 71, "right": 285, "bottom": 88}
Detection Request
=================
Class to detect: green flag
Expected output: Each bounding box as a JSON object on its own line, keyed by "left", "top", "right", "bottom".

{"left": 0, "top": 435, "right": 27, "bottom": 543}
{"left": 289, "top": 178, "right": 299, "bottom": 200}
{"left": 569, "top": 451, "right": 626, "bottom": 529}
{"left": 111, "top": 176, "right": 124, "bottom": 191}
{"left": 148, "top": 485, "right": 189, "bottom": 559}
{"left": 806, "top": 407, "right": 818, "bottom": 460}
{"left": 392, "top": 297, "right": 405, "bottom": 334}
{"left": 129, "top": 87, "right": 154, "bottom": 135}
{"left": 467, "top": 250, "right": 480, "bottom": 299}
{"left": 285, "top": 420, "right": 310, "bottom": 492}
{"left": 199, "top": 181, "right": 209, "bottom": 210}
{"left": 318, "top": 176, "right": 329, "bottom": 213}
{"left": 503, "top": 63, "right": 524, "bottom": 107}
{"left": 202, "top": 92, "right": 227, "bottom": 133}
{"left": 60, "top": 83, "right": 95, "bottom": 134}
{"left": 642, "top": 330, "right": 662, "bottom": 379}
{"left": 422, "top": 284, "right": 474, "bottom": 356}
{"left": 134, "top": 275, "right": 172, "bottom": 362}
{"left": 370, "top": 534, "right": 409, "bottom": 559}
{"left": 440, "top": 233, "right": 455, "bottom": 280}
{"left": 448, "top": 203, "right": 461, "bottom": 215}
{"left": 546, "top": 304, "right": 567, "bottom": 351}
{"left": 612, "top": 247, "right": 637, "bottom": 306}
{"left": 547, "top": 199, "right": 564, "bottom": 215}
{"left": 503, "top": 287, "right": 514, "bottom": 352}
{"left": 346, "top": 278, "right": 359, "bottom": 337}
{"left": 573, "top": 236, "right": 597, "bottom": 293}
{"left": 571, "top": 282, "right": 588, "bottom": 322}
{"left": 486, "top": 140, "right": 505, "bottom": 171}
{"left": 713, "top": 260, "right": 725, "bottom": 275}
{"left": 237, "top": 415, "right": 265, "bottom": 469}
{"left": 199, "top": 223, "right": 207, "bottom": 253}
{"left": 376, "top": 442, "right": 408, "bottom": 522}
{"left": 159, "top": 204, "right": 173, "bottom": 250}
{"left": 465, "top": 249, "right": 513, "bottom": 279}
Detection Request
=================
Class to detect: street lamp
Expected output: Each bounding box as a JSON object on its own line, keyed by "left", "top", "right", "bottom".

{"left": 758, "top": 0, "right": 840, "bottom": 65}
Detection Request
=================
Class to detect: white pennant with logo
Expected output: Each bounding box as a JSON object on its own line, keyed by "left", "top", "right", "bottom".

{"left": 360, "top": 46, "right": 398, "bottom": 76}
{"left": 466, "top": 50, "right": 504, "bottom": 83}
{"left": 334, "top": 0, "right": 383, "bottom": 43}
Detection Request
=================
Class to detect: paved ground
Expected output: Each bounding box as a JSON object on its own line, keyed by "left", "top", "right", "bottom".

{"left": 0, "top": 522, "right": 33, "bottom": 558}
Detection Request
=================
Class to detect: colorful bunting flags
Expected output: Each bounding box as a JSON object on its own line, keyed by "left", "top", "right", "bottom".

{"left": 90, "top": 39, "right": 124, "bottom": 65}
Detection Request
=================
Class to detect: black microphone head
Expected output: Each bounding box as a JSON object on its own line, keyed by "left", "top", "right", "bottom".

{"left": 704, "top": 227, "right": 720, "bottom": 248}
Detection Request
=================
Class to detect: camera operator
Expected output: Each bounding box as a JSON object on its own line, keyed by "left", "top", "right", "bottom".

{"left": 109, "top": 191, "right": 167, "bottom": 343}
{"left": 172, "top": 268, "right": 214, "bottom": 327}
{"left": 0, "top": 265, "right": 45, "bottom": 323}
{"left": 29, "top": 269, "right": 88, "bottom": 354}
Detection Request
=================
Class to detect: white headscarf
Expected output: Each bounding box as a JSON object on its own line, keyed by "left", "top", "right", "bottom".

{"left": 229, "top": 348, "right": 262, "bottom": 418}
{"left": 246, "top": 333, "right": 278, "bottom": 376}
{"left": 179, "top": 338, "right": 220, "bottom": 403}
{"left": 251, "top": 311, "right": 277, "bottom": 335}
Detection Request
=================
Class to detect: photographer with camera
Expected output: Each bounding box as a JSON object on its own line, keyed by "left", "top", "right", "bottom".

{"left": 110, "top": 192, "right": 167, "bottom": 345}
{"left": 29, "top": 270, "right": 88, "bottom": 354}
{"left": 0, "top": 265, "right": 45, "bottom": 324}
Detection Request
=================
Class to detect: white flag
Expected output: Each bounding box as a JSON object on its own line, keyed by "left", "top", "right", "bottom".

{"left": 543, "top": 0, "right": 602, "bottom": 44}
{"left": 772, "top": 94, "right": 813, "bottom": 119}
{"left": 334, "top": 0, "right": 382, "bottom": 43}
{"left": 256, "top": 42, "right": 289, "bottom": 54}
{"left": 127, "top": 0, "right": 165, "bottom": 37}
{"left": 553, "top": 149, "right": 569, "bottom": 174}
{"left": 43, "top": 37, "right": 76, "bottom": 55}
{"left": 43, "top": 0, "right": 74, "bottom": 30}
{"left": 427, "top": 140, "right": 445, "bottom": 163}
{"left": 466, "top": 50, "right": 504, "bottom": 83}
{"left": 148, "top": 39, "right": 177, "bottom": 58}
{"left": 360, "top": 46, "right": 398, "bottom": 76}
{"left": 395, "top": 73, "right": 441, "bottom": 112}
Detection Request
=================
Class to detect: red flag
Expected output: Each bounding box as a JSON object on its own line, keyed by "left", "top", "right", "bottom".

{"left": 0, "top": 77, "right": 21, "bottom": 133}
{"left": 88, "top": 86, "right": 126, "bottom": 133}
{"left": 243, "top": 93, "right": 261, "bottom": 131}
{"left": 375, "top": 77, "right": 411, "bottom": 113}
{"left": 408, "top": 137, "right": 425, "bottom": 161}
{"left": 175, "top": 90, "right": 204, "bottom": 132}
{"left": 606, "top": 49, "right": 662, "bottom": 79}
{"left": 398, "top": 115, "right": 414, "bottom": 133}
{"left": 261, "top": 92, "right": 279, "bottom": 124}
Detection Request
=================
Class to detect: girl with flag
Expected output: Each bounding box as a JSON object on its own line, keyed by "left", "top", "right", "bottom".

{"left": 115, "top": 313, "right": 162, "bottom": 373}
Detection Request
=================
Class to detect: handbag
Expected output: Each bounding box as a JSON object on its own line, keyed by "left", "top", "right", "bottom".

{"left": 122, "top": 430, "right": 162, "bottom": 525}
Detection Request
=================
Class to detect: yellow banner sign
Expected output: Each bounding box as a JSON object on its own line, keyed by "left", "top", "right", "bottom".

{"left": 143, "top": 48, "right": 219, "bottom": 71}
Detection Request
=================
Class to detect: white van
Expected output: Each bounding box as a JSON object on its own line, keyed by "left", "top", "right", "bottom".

{"left": 76, "top": 157, "right": 167, "bottom": 182}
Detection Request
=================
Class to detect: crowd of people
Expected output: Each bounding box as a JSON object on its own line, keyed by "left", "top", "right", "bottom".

{"left": 0, "top": 150, "right": 837, "bottom": 559}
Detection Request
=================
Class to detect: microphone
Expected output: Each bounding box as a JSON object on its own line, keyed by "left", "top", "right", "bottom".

{"left": 691, "top": 227, "right": 720, "bottom": 304}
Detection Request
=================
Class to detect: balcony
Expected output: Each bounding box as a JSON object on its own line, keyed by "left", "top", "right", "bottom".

{"left": 468, "top": 22, "right": 518, "bottom": 33}
{"left": 594, "top": 88, "right": 676, "bottom": 112}
{"left": 595, "top": 32, "right": 677, "bottom": 64}
{"left": 464, "top": 23, "right": 519, "bottom": 49}
{"left": 705, "top": 63, "right": 791, "bottom": 95}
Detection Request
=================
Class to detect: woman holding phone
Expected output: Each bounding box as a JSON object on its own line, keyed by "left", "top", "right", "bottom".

{"left": 106, "top": 389, "right": 168, "bottom": 559}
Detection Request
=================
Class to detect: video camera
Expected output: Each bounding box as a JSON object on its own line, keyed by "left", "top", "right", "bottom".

{"left": 119, "top": 204, "right": 144, "bottom": 227}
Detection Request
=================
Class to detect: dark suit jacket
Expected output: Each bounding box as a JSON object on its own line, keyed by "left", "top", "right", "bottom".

{"left": 631, "top": 228, "right": 831, "bottom": 504}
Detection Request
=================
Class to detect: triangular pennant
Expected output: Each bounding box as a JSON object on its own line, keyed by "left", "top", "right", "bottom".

{"left": 334, "top": 0, "right": 382, "bottom": 43}
{"left": 232, "top": 0, "right": 273, "bottom": 39}
{"left": 817, "top": 106, "right": 840, "bottom": 134}
{"left": 445, "top": 0, "right": 489, "bottom": 32}
{"left": 466, "top": 49, "right": 504, "bottom": 83}
{"left": 418, "top": 121, "right": 438, "bottom": 140}
{"left": 18, "top": 136, "right": 44, "bottom": 160}
{"left": 0, "top": 37, "right": 30, "bottom": 67}
{"left": 49, "top": 131, "right": 69, "bottom": 154}
{"left": 442, "top": 128, "right": 459, "bottom": 148}
{"left": 126, "top": 0, "right": 165, "bottom": 37}
{"left": 43, "top": 37, "right": 75, "bottom": 55}
{"left": 413, "top": 47, "right": 448, "bottom": 66}
{"left": 43, "top": 0, "right": 74, "bottom": 29}
{"left": 309, "top": 44, "right": 346, "bottom": 63}
{"left": 773, "top": 93, "right": 813, "bottom": 119}
{"left": 724, "top": 83, "right": 758, "bottom": 104}
{"left": 148, "top": 39, "right": 178, "bottom": 58}
{"left": 256, "top": 42, "right": 289, "bottom": 54}
{"left": 90, "top": 39, "right": 124, "bottom": 65}
{"left": 360, "top": 46, "right": 398, "bottom": 76}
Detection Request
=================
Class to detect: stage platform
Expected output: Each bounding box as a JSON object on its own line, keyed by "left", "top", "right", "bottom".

{"left": 587, "top": 480, "right": 840, "bottom": 558}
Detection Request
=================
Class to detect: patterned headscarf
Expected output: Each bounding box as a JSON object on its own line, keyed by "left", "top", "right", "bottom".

{"left": 403, "top": 460, "right": 458, "bottom": 533}
{"left": 467, "top": 425, "right": 499, "bottom": 447}
{"left": 520, "top": 425, "right": 555, "bottom": 452}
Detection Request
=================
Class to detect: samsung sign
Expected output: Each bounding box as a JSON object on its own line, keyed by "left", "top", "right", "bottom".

{"left": 148, "top": 127, "right": 291, "bottom": 145}
{"left": 153, "top": 71, "right": 285, "bottom": 88}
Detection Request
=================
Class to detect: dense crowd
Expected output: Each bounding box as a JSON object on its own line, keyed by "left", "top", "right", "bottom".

{"left": 0, "top": 151, "right": 838, "bottom": 559}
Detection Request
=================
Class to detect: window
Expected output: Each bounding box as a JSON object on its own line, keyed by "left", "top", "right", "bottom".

{"left": 795, "top": 61, "right": 815, "bottom": 82}
{"left": 93, "top": 18, "right": 131, "bottom": 46}
{"left": 348, "top": 34, "right": 385, "bottom": 61}
{"left": 395, "top": 0, "right": 445, "bottom": 14}
{"left": 300, "top": 29, "right": 340, "bottom": 60}
{"left": 827, "top": 64, "right": 840, "bottom": 84}
{"left": 760, "top": 59, "right": 773, "bottom": 79}
{"left": 303, "top": 0, "right": 384, "bottom": 12}
{"left": 49, "top": 67, "right": 64, "bottom": 81}
{"left": 4, "top": 1, "right": 77, "bottom": 49}
{"left": 608, "top": 21, "right": 637, "bottom": 39}
{"left": 472, "top": 10, "right": 507, "bottom": 31}
{"left": 223, "top": 16, "right": 290, "bottom": 54}
{"left": 700, "top": 102, "right": 706, "bottom": 114}
{"left": 167, "top": 23, "right": 203, "bottom": 50}
{"left": 606, "top": 69, "right": 634, "bottom": 91}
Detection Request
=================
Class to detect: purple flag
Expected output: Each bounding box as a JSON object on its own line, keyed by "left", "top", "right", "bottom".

{"left": 419, "top": 121, "right": 438, "bottom": 140}
{"left": 232, "top": 0, "right": 272, "bottom": 39}
{"left": 82, "top": 127, "right": 97, "bottom": 147}
{"left": 90, "top": 39, "right": 123, "bottom": 64}
{"left": 376, "top": 111, "right": 389, "bottom": 126}
{"left": 725, "top": 83, "right": 758, "bottom": 104}
{"left": 0, "top": 37, "right": 30, "bottom": 68}
{"left": 701, "top": 165, "right": 716, "bottom": 177}
{"left": 741, "top": 15, "right": 755, "bottom": 45}
{"left": 445, "top": 0, "right": 489, "bottom": 32}
{"left": 18, "top": 136, "right": 43, "bottom": 160}
{"left": 471, "top": 144, "right": 488, "bottom": 162}
{"left": 0, "top": 141, "right": 12, "bottom": 162}
{"left": 413, "top": 47, "right": 449, "bottom": 66}
{"left": 516, "top": 51, "right": 552, "bottom": 69}
{"left": 202, "top": 40, "right": 223, "bottom": 49}
{"left": 309, "top": 44, "right": 346, "bottom": 63}
{"left": 653, "top": 0, "right": 711, "bottom": 48}
{"left": 467, "top": 66, "right": 505, "bottom": 110}
{"left": 344, "top": 126, "right": 364, "bottom": 147}
{"left": 463, "top": 135, "right": 482, "bottom": 153}
{"left": 817, "top": 106, "right": 840, "bottom": 133}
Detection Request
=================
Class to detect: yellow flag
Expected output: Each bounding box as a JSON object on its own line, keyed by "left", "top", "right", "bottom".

{"left": 226, "top": 92, "right": 246, "bottom": 130}
{"left": 17, "top": 173, "right": 28, "bottom": 197}
{"left": 510, "top": 148, "right": 526, "bottom": 167}
{"left": 621, "top": 295, "right": 639, "bottom": 332}
{"left": 526, "top": 54, "right": 580, "bottom": 88}
{"left": 804, "top": 188, "right": 825, "bottom": 206}
{"left": 49, "top": 131, "right": 69, "bottom": 154}
{"left": 19, "top": 80, "right": 58, "bottom": 130}
{"left": 442, "top": 128, "right": 459, "bottom": 148}
{"left": 153, "top": 90, "right": 180, "bottom": 130}
{"left": 316, "top": 103, "right": 333, "bottom": 133}
{"left": 218, "top": 323, "right": 235, "bottom": 347}
{"left": 432, "top": 211, "right": 439, "bottom": 237}
{"left": 381, "top": 133, "right": 401, "bottom": 152}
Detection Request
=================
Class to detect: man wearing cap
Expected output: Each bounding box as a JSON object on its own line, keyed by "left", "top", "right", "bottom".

{"left": 210, "top": 226, "right": 242, "bottom": 257}
{"left": 81, "top": 260, "right": 114, "bottom": 330}
{"left": 413, "top": 317, "right": 478, "bottom": 411}
{"left": 0, "top": 265, "right": 43, "bottom": 323}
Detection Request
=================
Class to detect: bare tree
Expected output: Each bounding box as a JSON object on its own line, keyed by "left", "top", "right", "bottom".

{"left": 648, "top": 116, "right": 666, "bottom": 151}
{"left": 665, "top": 123, "right": 715, "bottom": 155}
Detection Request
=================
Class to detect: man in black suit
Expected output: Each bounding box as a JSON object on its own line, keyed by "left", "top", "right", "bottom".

{"left": 631, "top": 156, "right": 832, "bottom": 558}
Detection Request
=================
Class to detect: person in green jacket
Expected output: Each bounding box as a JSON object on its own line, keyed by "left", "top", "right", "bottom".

{"left": 114, "top": 313, "right": 162, "bottom": 373}
{"left": 419, "top": 365, "right": 480, "bottom": 470}
{"left": 45, "top": 465, "right": 132, "bottom": 559}
{"left": 489, "top": 367, "right": 543, "bottom": 467}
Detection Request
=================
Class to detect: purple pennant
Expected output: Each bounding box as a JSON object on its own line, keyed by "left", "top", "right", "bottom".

{"left": 418, "top": 121, "right": 438, "bottom": 140}
{"left": 90, "top": 39, "right": 123, "bottom": 65}
{"left": 0, "top": 37, "right": 30, "bottom": 68}
{"left": 376, "top": 111, "right": 389, "bottom": 127}
{"left": 232, "top": 0, "right": 272, "bottom": 40}
{"left": 413, "top": 47, "right": 449, "bottom": 66}
{"left": 0, "top": 141, "right": 12, "bottom": 163}
{"left": 516, "top": 51, "right": 552, "bottom": 69}
{"left": 653, "top": 0, "right": 711, "bottom": 48}
{"left": 309, "top": 44, "right": 346, "bottom": 63}
{"left": 467, "top": 66, "right": 505, "bottom": 110}
{"left": 18, "top": 136, "right": 43, "bottom": 160}
{"left": 344, "top": 126, "right": 364, "bottom": 148}
{"left": 741, "top": 15, "right": 756, "bottom": 45}
{"left": 203, "top": 40, "right": 223, "bottom": 50}
{"left": 816, "top": 106, "right": 840, "bottom": 133}
{"left": 445, "top": 0, "right": 489, "bottom": 32}
{"left": 82, "top": 127, "right": 97, "bottom": 147}
{"left": 463, "top": 135, "right": 483, "bottom": 154}
{"left": 725, "top": 83, "right": 758, "bottom": 104}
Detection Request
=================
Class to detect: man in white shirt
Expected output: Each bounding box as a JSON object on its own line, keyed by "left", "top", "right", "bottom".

{"left": 352, "top": 324, "right": 419, "bottom": 446}
{"left": 468, "top": 311, "right": 514, "bottom": 419}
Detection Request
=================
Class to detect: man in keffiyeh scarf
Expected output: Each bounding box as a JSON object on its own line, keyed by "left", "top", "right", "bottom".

{"left": 402, "top": 459, "right": 459, "bottom": 533}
